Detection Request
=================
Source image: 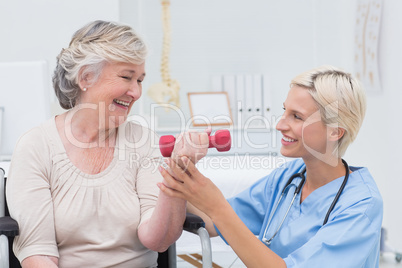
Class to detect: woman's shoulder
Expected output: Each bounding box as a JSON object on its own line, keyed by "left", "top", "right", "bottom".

{"left": 252, "top": 158, "right": 305, "bottom": 188}
{"left": 348, "top": 165, "right": 381, "bottom": 196}
{"left": 273, "top": 158, "right": 305, "bottom": 177}
{"left": 14, "top": 117, "right": 56, "bottom": 150}
{"left": 335, "top": 164, "right": 383, "bottom": 225}
{"left": 348, "top": 165, "right": 383, "bottom": 204}
{"left": 119, "top": 121, "right": 158, "bottom": 139}
{"left": 116, "top": 120, "right": 160, "bottom": 156}
{"left": 10, "top": 117, "right": 55, "bottom": 169}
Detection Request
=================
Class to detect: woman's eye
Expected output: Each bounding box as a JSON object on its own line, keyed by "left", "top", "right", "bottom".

{"left": 121, "top": 76, "right": 131, "bottom": 80}
{"left": 294, "top": 114, "right": 302, "bottom": 120}
{"left": 137, "top": 80, "right": 143, "bottom": 84}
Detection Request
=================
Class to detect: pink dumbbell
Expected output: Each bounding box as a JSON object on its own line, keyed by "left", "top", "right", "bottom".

{"left": 159, "top": 129, "right": 231, "bottom": 157}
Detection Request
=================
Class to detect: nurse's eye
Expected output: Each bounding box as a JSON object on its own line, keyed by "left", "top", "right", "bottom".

{"left": 294, "top": 114, "right": 302, "bottom": 120}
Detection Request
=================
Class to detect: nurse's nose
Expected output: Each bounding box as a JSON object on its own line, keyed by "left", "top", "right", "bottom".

{"left": 275, "top": 113, "right": 289, "bottom": 132}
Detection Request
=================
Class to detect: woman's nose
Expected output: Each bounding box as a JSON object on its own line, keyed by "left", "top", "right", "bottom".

{"left": 127, "top": 84, "right": 142, "bottom": 100}
{"left": 275, "top": 114, "right": 288, "bottom": 131}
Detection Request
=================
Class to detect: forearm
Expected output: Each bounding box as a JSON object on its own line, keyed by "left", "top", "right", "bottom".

{"left": 138, "top": 190, "right": 186, "bottom": 252}
{"left": 21, "top": 255, "right": 58, "bottom": 268}
{"left": 210, "top": 202, "right": 286, "bottom": 268}
{"left": 187, "top": 202, "right": 218, "bottom": 237}
{"left": 157, "top": 157, "right": 285, "bottom": 266}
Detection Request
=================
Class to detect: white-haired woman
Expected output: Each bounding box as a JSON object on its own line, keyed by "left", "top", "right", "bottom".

{"left": 159, "top": 66, "right": 383, "bottom": 267}
{"left": 7, "top": 20, "right": 186, "bottom": 268}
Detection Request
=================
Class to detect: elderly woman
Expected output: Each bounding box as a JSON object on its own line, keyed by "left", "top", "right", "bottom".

{"left": 6, "top": 20, "right": 185, "bottom": 268}
{"left": 160, "top": 66, "right": 383, "bottom": 267}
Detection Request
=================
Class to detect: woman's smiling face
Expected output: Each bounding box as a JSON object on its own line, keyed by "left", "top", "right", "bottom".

{"left": 276, "top": 85, "right": 331, "bottom": 160}
{"left": 79, "top": 61, "right": 146, "bottom": 128}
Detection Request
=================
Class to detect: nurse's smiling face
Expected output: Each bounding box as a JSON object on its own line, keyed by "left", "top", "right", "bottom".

{"left": 276, "top": 85, "right": 331, "bottom": 160}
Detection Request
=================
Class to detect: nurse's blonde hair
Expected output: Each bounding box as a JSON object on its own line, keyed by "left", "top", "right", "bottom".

{"left": 290, "top": 65, "right": 367, "bottom": 157}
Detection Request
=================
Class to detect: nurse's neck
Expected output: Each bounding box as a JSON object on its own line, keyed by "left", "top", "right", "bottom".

{"left": 300, "top": 158, "right": 346, "bottom": 203}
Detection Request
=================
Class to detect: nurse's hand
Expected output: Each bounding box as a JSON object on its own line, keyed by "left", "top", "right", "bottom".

{"left": 170, "top": 128, "right": 211, "bottom": 164}
{"left": 158, "top": 156, "right": 227, "bottom": 218}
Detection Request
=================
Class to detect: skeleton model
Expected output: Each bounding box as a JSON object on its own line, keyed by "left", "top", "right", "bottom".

{"left": 147, "top": 0, "right": 180, "bottom": 109}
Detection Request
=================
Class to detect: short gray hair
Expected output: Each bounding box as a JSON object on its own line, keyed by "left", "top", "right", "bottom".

{"left": 290, "top": 65, "right": 367, "bottom": 157}
{"left": 53, "top": 20, "right": 148, "bottom": 109}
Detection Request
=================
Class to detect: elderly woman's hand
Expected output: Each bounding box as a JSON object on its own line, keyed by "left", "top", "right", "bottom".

{"left": 158, "top": 156, "right": 227, "bottom": 220}
{"left": 170, "top": 128, "right": 211, "bottom": 164}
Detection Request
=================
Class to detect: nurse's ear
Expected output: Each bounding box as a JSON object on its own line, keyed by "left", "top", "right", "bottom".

{"left": 328, "top": 127, "right": 345, "bottom": 142}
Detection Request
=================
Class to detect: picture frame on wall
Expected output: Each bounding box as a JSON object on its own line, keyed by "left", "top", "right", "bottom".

{"left": 187, "top": 92, "right": 233, "bottom": 127}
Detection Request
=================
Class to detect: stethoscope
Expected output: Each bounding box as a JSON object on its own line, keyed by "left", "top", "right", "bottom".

{"left": 262, "top": 159, "right": 350, "bottom": 246}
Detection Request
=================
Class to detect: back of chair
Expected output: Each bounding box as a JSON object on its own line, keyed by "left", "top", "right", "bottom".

{"left": 158, "top": 243, "right": 177, "bottom": 268}
{"left": 0, "top": 169, "right": 22, "bottom": 268}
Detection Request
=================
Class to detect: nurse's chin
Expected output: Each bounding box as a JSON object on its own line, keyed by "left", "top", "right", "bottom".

{"left": 279, "top": 148, "right": 302, "bottom": 158}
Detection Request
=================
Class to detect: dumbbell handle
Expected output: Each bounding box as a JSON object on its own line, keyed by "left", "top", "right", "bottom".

{"left": 159, "top": 129, "right": 231, "bottom": 157}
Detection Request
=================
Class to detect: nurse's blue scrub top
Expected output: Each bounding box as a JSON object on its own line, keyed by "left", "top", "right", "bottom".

{"left": 216, "top": 159, "right": 383, "bottom": 268}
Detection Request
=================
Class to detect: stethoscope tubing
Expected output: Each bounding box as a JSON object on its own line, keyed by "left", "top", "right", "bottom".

{"left": 262, "top": 159, "right": 349, "bottom": 246}
{"left": 322, "top": 159, "right": 349, "bottom": 225}
{"left": 263, "top": 191, "right": 298, "bottom": 245}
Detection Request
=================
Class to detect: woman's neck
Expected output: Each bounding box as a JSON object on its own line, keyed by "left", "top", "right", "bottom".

{"left": 300, "top": 157, "right": 346, "bottom": 203}
{"left": 55, "top": 109, "right": 118, "bottom": 175}
{"left": 304, "top": 158, "right": 345, "bottom": 187}
{"left": 62, "top": 107, "right": 116, "bottom": 148}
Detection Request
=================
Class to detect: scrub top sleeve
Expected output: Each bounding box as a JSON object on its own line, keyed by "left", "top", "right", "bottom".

{"left": 215, "top": 169, "right": 279, "bottom": 240}
{"left": 284, "top": 195, "right": 383, "bottom": 268}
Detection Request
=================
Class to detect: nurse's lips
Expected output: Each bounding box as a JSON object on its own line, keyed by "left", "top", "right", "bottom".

{"left": 282, "top": 135, "right": 297, "bottom": 144}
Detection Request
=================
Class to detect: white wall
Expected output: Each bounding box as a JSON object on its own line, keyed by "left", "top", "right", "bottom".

{"left": 122, "top": 0, "right": 356, "bottom": 126}
{"left": 0, "top": 0, "right": 120, "bottom": 115}
{"left": 120, "top": 0, "right": 402, "bottom": 250}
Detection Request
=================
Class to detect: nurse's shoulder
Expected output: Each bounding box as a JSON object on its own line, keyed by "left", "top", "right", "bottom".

{"left": 257, "top": 158, "right": 306, "bottom": 190}
{"left": 344, "top": 165, "right": 383, "bottom": 220}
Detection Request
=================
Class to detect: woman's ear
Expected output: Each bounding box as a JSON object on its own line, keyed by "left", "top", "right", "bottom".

{"left": 328, "top": 127, "right": 345, "bottom": 142}
{"left": 78, "top": 68, "right": 94, "bottom": 91}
